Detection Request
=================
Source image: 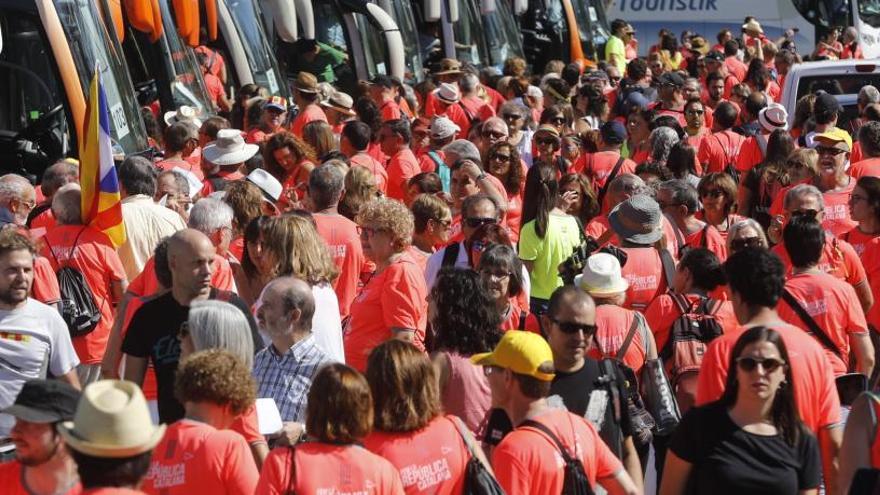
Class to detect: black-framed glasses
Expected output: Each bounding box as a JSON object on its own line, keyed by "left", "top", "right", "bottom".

{"left": 464, "top": 217, "right": 497, "bottom": 229}
{"left": 730, "top": 236, "right": 763, "bottom": 251}
{"left": 815, "top": 145, "right": 847, "bottom": 157}
{"left": 736, "top": 356, "right": 785, "bottom": 373}
{"left": 490, "top": 153, "right": 511, "bottom": 163}
{"left": 550, "top": 318, "right": 598, "bottom": 335}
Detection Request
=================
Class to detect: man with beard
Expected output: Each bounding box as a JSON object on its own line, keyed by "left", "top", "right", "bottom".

{"left": 121, "top": 229, "right": 260, "bottom": 424}
{"left": 0, "top": 380, "right": 81, "bottom": 494}
{"left": 0, "top": 229, "right": 79, "bottom": 438}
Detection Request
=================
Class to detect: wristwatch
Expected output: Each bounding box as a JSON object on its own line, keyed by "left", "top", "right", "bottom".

{"left": 476, "top": 172, "right": 487, "bottom": 182}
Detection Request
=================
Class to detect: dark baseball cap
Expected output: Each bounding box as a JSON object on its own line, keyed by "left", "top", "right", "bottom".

{"left": 814, "top": 91, "right": 842, "bottom": 115}
{"left": 658, "top": 72, "right": 685, "bottom": 88}
{"left": 2, "top": 380, "right": 80, "bottom": 423}
{"left": 601, "top": 121, "right": 628, "bottom": 145}
{"left": 705, "top": 51, "right": 724, "bottom": 63}
{"left": 368, "top": 74, "right": 394, "bottom": 89}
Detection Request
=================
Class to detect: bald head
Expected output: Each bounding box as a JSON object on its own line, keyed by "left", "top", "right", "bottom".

{"left": 607, "top": 174, "right": 647, "bottom": 208}
{"left": 167, "top": 229, "right": 215, "bottom": 300}
{"left": 168, "top": 229, "right": 214, "bottom": 257}
{"left": 547, "top": 285, "right": 596, "bottom": 319}
{"left": 260, "top": 276, "right": 315, "bottom": 336}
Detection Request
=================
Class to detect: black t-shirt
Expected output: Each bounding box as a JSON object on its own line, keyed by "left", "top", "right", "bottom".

{"left": 120, "top": 289, "right": 262, "bottom": 423}
{"left": 483, "top": 359, "right": 633, "bottom": 454}
{"left": 670, "top": 402, "right": 822, "bottom": 495}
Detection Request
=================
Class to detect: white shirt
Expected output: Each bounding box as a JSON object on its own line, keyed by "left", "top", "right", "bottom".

{"left": 119, "top": 195, "right": 187, "bottom": 281}
{"left": 311, "top": 283, "right": 345, "bottom": 363}
{"left": 424, "top": 242, "right": 531, "bottom": 299}
{"left": 0, "top": 299, "right": 79, "bottom": 436}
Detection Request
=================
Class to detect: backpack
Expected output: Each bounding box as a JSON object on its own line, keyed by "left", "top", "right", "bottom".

{"left": 427, "top": 151, "right": 451, "bottom": 193}
{"left": 713, "top": 133, "right": 742, "bottom": 184}
{"left": 44, "top": 228, "right": 101, "bottom": 337}
{"left": 659, "top": 294, "right": 724, "bottom": 414}
{"left": 519, "top": 419, "right": 595, "bottom": 495}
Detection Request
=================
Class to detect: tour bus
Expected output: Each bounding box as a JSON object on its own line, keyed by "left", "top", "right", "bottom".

{"left": 605, "top": 0, "right": 880, "bottom": 59}
{"left": 518, "top": 0, "right": 611, "bottom": 71}
{"left": 0, "top": 0, "right": 149, "bottom": 180}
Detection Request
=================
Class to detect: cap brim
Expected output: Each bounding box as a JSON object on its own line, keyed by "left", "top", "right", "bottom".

{"left": 320, "top": 102, "right": 356, "bottom": 116}
{"left": 265, "top": 104, "right": 286, "bottom": 112}
{"left": 2, "top": 404, "right": 63, "bottom": 423}
{"left": 470, "top": 351, "right": 497, "bottom": 366}
{"left": 57, "top": 422, "right": 166, "bottom": 459}
{"left": 296, "top": 87, "right": 319, "bottom": 94}
{"left": 433, "top": 70, "right": 463, "bottom": 76}
{"left": 203, "top": 144, "right": 260, "bottom": 166}
{"left": 574, "top": 274, "right": 630, "bottom": 296}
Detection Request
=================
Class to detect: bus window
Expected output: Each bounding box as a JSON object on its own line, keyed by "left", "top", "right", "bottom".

{"left": 860, "top": 0, "right": 880, "bottom": 27}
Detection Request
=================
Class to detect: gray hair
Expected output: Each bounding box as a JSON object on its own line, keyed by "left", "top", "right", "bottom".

{"left": 608, "top": 173, "right": 648, "bottom": 197}
{"left": 783, "top": 183, "right": 825, "bottom": 212}
{"left": 0, "top": 174, "right": 33, "bottom": 207}
{"left": 158, "top": 170, "right": 191, "bottom": 198}
{"left": 649, "top": 127, "right": 680, "bottom": 163}
{"left": 309, "top": 162, "right": 345, "bottom": 210}
{"left": 727, "top": 218, "right": 769, "bottom": 251}
{"left": 41, "top": 161, "right": 79, "bottom": 197}
{"left": 51, "top": 183, "right": 82, "bottom": 225}
{"left": 860, "top": 85, "right": 880, "bottom": 105}
{"left": 460, "top": 73, "right": 479, "bottom": 93}
{"left": 188, "top": 197, "right": 233, "bottom": 234}
{"left": 187, "top": 300, "right": 254, "bottom": 369}
{"left": 659, "top": 179, "right": 700, "bottom": 214}
{"left": 443, "top": 139, "right": 482, "bottom": 164}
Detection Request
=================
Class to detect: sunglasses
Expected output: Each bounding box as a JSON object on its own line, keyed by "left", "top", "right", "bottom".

{"left": 537, "top": 137, "right": 560, "bottom": 146}
{"left": 815, "top": 145, "right": 847, "bottom": 157}
{"left": 464, "top": 217, "right": 497, "bottom": 229}
{"left": 502, "top": 113, "right": 523, "bottom": 121}
{"left": 551, "top": 318, "right": 598, "bottom": 335}
{"left": 482, "top": 130, "right": 507, "bottom": 140}
{"left": 791, "top": 208, "right": 820, "bottom": 218}
{"left": 490, "top": 153, "right": 511, "bottom": 162}
{"left": 730, "top": 236, "right": 763, "bottom": 251}
{"left": 701, "top": 189, "right": 725, "bottom": 198}
{"left": 551, "top": 117, "right": 566, "bottom": 125}
{"left": 736, "top": 356, "right": 785, "bottom": 373}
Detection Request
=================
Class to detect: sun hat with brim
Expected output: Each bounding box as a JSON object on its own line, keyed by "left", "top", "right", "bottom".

{"left": 574, "top": 252, "right": 630, "bottom": 296}
{"left": 690, "top": 36, "right": 709, "bottom": 55}
{"left": 608, "top": 194, "right": 663, "bottom": 245}
{"left": 758, "top": 103, "right": 789, "bottom": 133}
{"left": 534, "top": 124, "right": 561, "bottom": 139}
{"left": 434, "top": 83, "right": 461, "bottom": 104}
{"left": 743, "top": 19, "right": 764, "bottom": 35}
{"left": 2, "top": 380, "right": 80, "bottom": 424}
{"left": 433, "top": 58, "right": 463, "bottom": 76}
{"left": 471, "top": 330, "right": 555, "bottom": 381}
{"left": 294, "top": 71, "right": 319, "bottom": 94}
{"left": 320, "top": 91, "right": 356, "bottom": 117}
{"left": 203, "top": 129, "right": 259, "bottom": 166}
{"left": 57, "top": 380, "right": 165, "bottom": 458}
{"left": 815, "top": 127, "right": 853, "bottom": 151}
{"left": 430, "top": 116, "right": 460, "bottom": 140}
{"left": 163, "top": 105, "right": 202, "bottom": 129}
{"left": 247, "top": 168, "right": 283, "bottom": 203}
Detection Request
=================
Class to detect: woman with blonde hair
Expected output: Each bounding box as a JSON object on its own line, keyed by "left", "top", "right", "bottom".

{"left": 340, "top": 165, "right": 380, "bottom": 221}
{"left": 347, "top": 198, "right": 428, "bottom": 371}
{"left": 256, "top": 214, "right": 345, "bottom": 362}
{"left": 303, "top": 120, "right": 338, "bottom": 162}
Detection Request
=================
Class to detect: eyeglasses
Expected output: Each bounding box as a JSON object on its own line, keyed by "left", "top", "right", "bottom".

{"left": 736, "top": 356, "right": 785, "bottom": 373}
{"left": 791, "top": 208, "right": 820, "bottom": 218}
{"left": 701, "top": 189, "right": 725, "bottom": 198}
{"left": 464, "top": 217, "right": 497, "bottom": 229}
{"left": 730, "top": 236, "right": 763, "bottom": 251}
{"left": 815, "top": 145, "right": 847, "bottom": 157}
{"left": 502, "top": 113, "right": 523, "bottom": 121}
{"left": 482, "top": 130, "right": 507, "bottom": 140}
{"left": 431, "top": 218, "right": 452, "bottom": 229}
{"left": 550, "top": 317, "right": 598, "bottom": 335}
{"left": 490, "top": 153, "right": 511, "bottom": 162}
{"left": 551, "top": 117, "right": 566, "bottom": 125}
{"left": 357, "top": 226, "right": 384, "bottom": 238}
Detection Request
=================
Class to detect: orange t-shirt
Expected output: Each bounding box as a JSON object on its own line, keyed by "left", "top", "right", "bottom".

{"left": 29, "top": 208, "right": 56, "bottom": 232}
{"left": 380, "top": 99, "right": 402, "bottom": 122}
{"left": 345, "top": 251, "right": 428, "bottom": 371}
{"left": 418, "top": 150, "right": 446, "bottom": 174}
{"left": 772, "top": 237, "right": 867, "bottom": 287}
{"left": 42, "top": 225, "right": 126, "bottom": 364}
{"left": 620, "top": 246, "right": 669, "bottom": 312}
{"left": 849, "top": 157, "right": 880, "bottom": 179}
{"left": 695, "top": 322, "right": 842, "bottom": 433}
{"left": 0, "top": 461, "right": 81, "bottom": 495}
{"left": 686, "top": 129, "right": 709, "bottom": 157}
{"left": 684, "top": 224, "right": 729, "bottom": 262}
{"left": 141, "top": 420, "right": 259, "bottom": 495}
{"left": 644, "top": 293, "right": 738, "bottom": 351}
{"left": 351, "top": 152, "right": 389, "bottom": 194}
{"left": 363, "top": 416, "right": 468, "bottom": 495}
{"left": 505, "top": 191, "right": 524, "bottom": 243}
{"left": 230, "top": 404, "right": 264, "bottom": 446}
{"left": 156, "top": 157, "right": 205, "bottom": 181}
{"left": 777, "top": 271, "right": 868, "bottom": 376}
{"left": 245, "top": 128, "right": 272, "bottom": 144}
{"left": 32, "top": 255, "right": 61, "bottom": 305}
{"left": 127, "top": 254, "right": 235, "bottom": 297}
{"left": 573, "top": 151, "right": 637, "bottom": 191}
{"left": 735, "top": 134, "right": 768, "bottom": 173}
{"left": 843, "top": 227, "right": 880, "bottom": 330}
{"left": 290, "top": 104, "right": 327, "bottom": 138}
{"left": 491, "top": 408, "right": 623, "bottom": 494}
{"left": 314, "top": 213, "right": 366, "bottom": 319}
{"left": 698, "top": 130, "right": 746, "bottom": 174}
{"left": 852, "top": 141, "right": 865, "bottom": 164}
{"left": 500, "top": 297, "right": 540, "bottom": 333}
{"left": 256, "top": 443, "right": 405, "bottom": 495}
{"left": 385, "top": 148, "right": 421, "bottom": 202}
{"left": 769, "top": 181, "right": 858, "bottom": 237}
{"left": 588, "top": 304, "right": 649, "bottom": 374}
{"left": 435, "top": 103, "right": 471, "bottom": 140}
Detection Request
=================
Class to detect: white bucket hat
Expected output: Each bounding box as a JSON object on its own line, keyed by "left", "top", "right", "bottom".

{"left": 574, "top": 252, "right": 630, "bottom": 296}
{"left": 247, "top": 168, "right": 283, "bottom": 203}
{"left": 163, "top": 105, "right": 203, "bottom": 129}
{"left": 434, "top": 83, "right": 461, "bottom": 104}
{"left": 57, "top": 380, "right": 165, "bottom": 458}
{"left": 202, "top": 129, "right": 259, "bottom": 166}
{"left": 758, "top": 103, "right": 789, "bottom": 133}
{"left": 430, "top": 116, "right": 460, "bottom": 140}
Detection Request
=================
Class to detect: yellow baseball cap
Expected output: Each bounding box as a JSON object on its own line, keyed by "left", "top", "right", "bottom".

{"left": 471, "top": 331, "right": 555, "bottom": 381}
{"left": 814, "top": 127, "right": 853, "bottom": 151}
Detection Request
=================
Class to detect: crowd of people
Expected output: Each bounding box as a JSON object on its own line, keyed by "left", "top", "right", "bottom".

{"left": 2, "top": 13, "right": 880, "bottom": 495}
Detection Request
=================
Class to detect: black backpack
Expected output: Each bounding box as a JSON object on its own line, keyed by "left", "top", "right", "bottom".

{"left": 44, "top": 228, "right": 101, "bottom": 337}
{"left": 520, "top": 419, "right": 595, "bottom": 495}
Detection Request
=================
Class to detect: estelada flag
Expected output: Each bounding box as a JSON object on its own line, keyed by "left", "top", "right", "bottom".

{"left": 79, "top": 69, "right": 126, "bottom": 247}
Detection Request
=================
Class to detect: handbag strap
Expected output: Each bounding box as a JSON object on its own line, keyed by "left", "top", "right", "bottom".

{"left": 657, "top": 247, "right": 677, "bottom": 291}
{"left": 615, "top": 313, "right": 641, "bottom": 359}
{"left": 597, "top": 156, "right": 626, "bottom": 207}
{"left": 781, "top": 289, "right": 842, "bottom": 358}
{"left": 519, "top": 419, "right": 576, "bottom": 461}
{"left": 43, "top": 226, "right": 88, "bottom": 269}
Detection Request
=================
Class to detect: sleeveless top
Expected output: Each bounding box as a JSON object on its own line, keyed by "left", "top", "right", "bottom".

{"left": 439, "top": 350, "right": 492, "bottom": 438}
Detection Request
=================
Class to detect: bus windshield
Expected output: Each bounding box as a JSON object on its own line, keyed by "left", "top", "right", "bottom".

{"left": 453, "top": 0, "right": 488, "bottom": 67}
{"left": 481, "top": 0, "right": 524, "bottom": 69}
{"left": 225, "top": 0, "right": 288, "bottom": 97}
{"left": 156, "top": 0, "right": 215, "bottom": 116}
{"left": 55, "top": 0, "right": 148, "bottom": 154}
{"left": 860, "top": 0, "right": 880, "bottom": 27}
{"left": 571, "top": 0, "right": 610, "bottom": 60}
{"left": 355, "top": 13, "right": 390, "bottom": 78}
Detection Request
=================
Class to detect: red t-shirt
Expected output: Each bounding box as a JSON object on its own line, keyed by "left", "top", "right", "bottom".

{"left": 0, "top": 461, "right": 82, "bottom": 495}
{"left": 849, "top": 157, "right": 880, "bottom": 179}
{"left": 698, "top": 130, "right": 746, "bottom": 174}
{"left": 843, "top": 227, "right": 880, "bottom": 330}
{"left": 772, "top": 237, "right": 867, "bottom": 287}
{"left": 645, "top": 293, "right": 738, "bottom": 351}
{"left": 696, "top": 322, "right": 842, "bottom": 433}
{"left": 435, "top": 103, "right": 471, "bottom": 140}
{"left": 573, "top": 151, "right": 637, "bottom": 191}
{"left": 156, "top": 157, "right": 205, "bottom": 181}
{"left": 385, "top": 148, "right": 421, "bottom": 202}
{"left": 29, "top": 207, "right": 56, "bottom": 232}
{"left": 204, "top": 73, "right": 226, "bottom": 107}
{"left": 290, "top": 104, "right": 328, "bottom": 138}
{"left": 683, "top": 224, "right": 729, "bottom": 262}
{"left": 492, "top": 408, "right": 623, "bottom": 494}
{"left": 127, "top": 254, "right": 235, "bottom": 297}
{"left": 499, "top": 297, "right": 540, "bottom": 333}
{"left": 42, "top": 225, "right": 126, "bottom": 364}
{"left": 724, "top": 56, "right": 747, "bottom": 82}
{"left": 364, "top": 415, "right": 468, "bottom": 494}
{"left": 245, "top": 128, "right": 272, "bottom": 144}
{"left": 460, "top": 96, "right": 495, "bottom": 122}
{"left": 201, "top": 170, "right": 246, "bottom": 197}
{"left": 380, "top": 99, "right": 402, "bottom": 122}
{"left": 229, "top": 403, "right": 264, "bottom": 446}
{"left": 345, "top": 251, "right": 428, "bottom": 371}
{"left": 141, "top": 420, "right": 259, "bottom": 495}
{"left": 32, "top": 255, "right": 61, "bottom": 305}
{"left": 256, "top": 443, "right": 405, "bottom": 495}
{"left": 229, "top": 236, "right": 245, "bottom": 263}
{"left": 351, "top": 152, "right": 389, "bottom": 194}
{"left": 777, "top": 271, "right": 868, "bottom": 376}
{"left": 842, "top": 43, "right": 865, "bottom": 59}
{"left": 314, "top": 213, "right": 366, "bottom": 319}
{"left": 588, "top": 304, "right": 650, "bottom": 374}
{"left": 769, "top": 181, "right": 858, "bottom": 237}
{"left": 735, "top": 134, "right": 768, "bottom": 173}
{"left": 418, "top": 149, "right": 446, "bottom": 174}
{"left": 506, "top": 191, "right": 524, "bottom": 243}
{"left": 620, "top": 246, "right": 669, "bottom": 312}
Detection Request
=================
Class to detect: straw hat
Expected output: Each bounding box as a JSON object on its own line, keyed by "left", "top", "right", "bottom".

{"left": 433, "top": 58, "right": 463, "bottom": 76}
{"left": 434, "top": 83, "right": 461, "bottom": 104}
{"left": 163, "top": 105, "right": 202, "bottom": 128}
{"left": 57, "top": 380, "right": 165, "bottom": 458}
{"left": 320, "top": 90, "right": 356, "bottom": 117}
{"left": 202, "top": 129, "right": 259, "bottom": 166}
{"left": 743, "top": 19, "right": 764, "bottom": 35}
{"left": 294, "top": 72, "right": 319, "bottom": 94}
{"left": 575, "top": 253, "right": 630, "bottom": 296}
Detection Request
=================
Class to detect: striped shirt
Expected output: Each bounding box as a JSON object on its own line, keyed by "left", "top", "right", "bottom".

{"left": 253, "top": 335, "right": 330, "bottom": 422}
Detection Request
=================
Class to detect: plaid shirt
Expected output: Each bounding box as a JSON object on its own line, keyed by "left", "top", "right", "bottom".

{"left": 253, "top": 335, "right": 330, "bottom": 422}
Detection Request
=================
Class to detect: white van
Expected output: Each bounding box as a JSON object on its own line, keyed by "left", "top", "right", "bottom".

{"left": 780, "top": 59, "right": 880, "bottom": 128}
